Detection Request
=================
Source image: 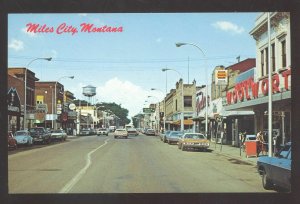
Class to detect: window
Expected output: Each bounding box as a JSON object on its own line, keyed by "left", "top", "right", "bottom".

{"left": 175, "top": 99, "right": 177, "bottom": 111}
{"left": 260, "top": 50, "right": 264, "bottom": 76}
{"left": 281, "top": 40, "right": 286, "bottom": 68}
{"left": 271, "top": 43, "right": 276, "bottom": 72}
{"left": 184, "top": 96, "right": 192, "bottom": 107}
{"left": 265, "top": 47, "right": 269, "bottom": 75}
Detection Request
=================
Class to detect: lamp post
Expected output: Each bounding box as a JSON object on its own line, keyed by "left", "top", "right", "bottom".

{"left": 54, "top": 75, "right": 74, "bottom": 129}
{"left": 151, "top": 88, "right": 166, "bottom": 132}
{"left": 162, "top": 68, "right": 184, "bottom": 132}
{"left": 176, "top": 42, "right": 208, "bottom": 137}
{"left": 24, "top": 57, "right": 52, "bottom": 129}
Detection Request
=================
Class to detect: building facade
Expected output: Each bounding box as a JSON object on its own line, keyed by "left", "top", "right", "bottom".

{"left": 8, "top": 68, "right": 39, "bottom": 130}
{"left": 225, "top": 12, "right": 291, "bottom": 147}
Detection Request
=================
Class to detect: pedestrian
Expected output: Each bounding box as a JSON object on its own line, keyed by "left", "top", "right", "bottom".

{"left": 274, "top": 134, "right": 282, "bottom": 154}
{"left": 256, "top": 130, "right": 265, "bottom": 156}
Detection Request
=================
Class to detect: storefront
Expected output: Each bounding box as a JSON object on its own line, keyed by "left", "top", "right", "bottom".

{"left": 224, "top": 67, "right": 291, "bottom": 146}
{"left": 7, "top": 88, "right": 22, "bottom": 133}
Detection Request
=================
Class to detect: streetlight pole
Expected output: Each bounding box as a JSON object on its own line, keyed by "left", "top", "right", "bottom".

{"left": 24, "top": 57, "right": 52, "bottom": 129}
{"left": 162, "top": 68, "right": 184, "bottom": 132}
{"left": 151, "top": 88, "right": 166, "bottom": 132}
{"left": 54, "top": 76, "right": 74, "bottom": 129}
{"left": 176, "top": 42, "right": 208, "bottom": 137}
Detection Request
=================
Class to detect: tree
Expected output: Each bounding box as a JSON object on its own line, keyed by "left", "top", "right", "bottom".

{"left": 95, "top": 102, "right": 130, "bottom": 126}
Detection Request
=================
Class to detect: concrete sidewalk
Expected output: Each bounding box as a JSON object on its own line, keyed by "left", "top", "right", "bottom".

{"left": 210, "top": 143, "right": 263, "bottom": 166}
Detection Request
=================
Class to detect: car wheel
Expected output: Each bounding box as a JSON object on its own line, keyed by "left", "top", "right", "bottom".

{"left": 114, "top": 136, "right": 117, "bottom": 139}
{"left": 182, "top": 145, "right": 185, "bottom": 151}
{"left": 178, "top": 144, "right": 181, "bottom": 149}
{"left": 262, "top": 169, "right": 273, "bottom": 190}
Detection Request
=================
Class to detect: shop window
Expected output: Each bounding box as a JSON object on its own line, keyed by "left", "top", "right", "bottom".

{"left": 271, "top": 43, "right": 276, "bottom": 72}
{"left": 260, "top": 50, "right": 264, "bottom": 76}
{"left": 184, "top": 96, "right": 192, "bottom": 107}
{"left": 281, "top": 40, "right": 286, "bottom": 68}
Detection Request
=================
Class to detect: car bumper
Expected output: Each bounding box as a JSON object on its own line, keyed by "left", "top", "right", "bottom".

{"left": 183, "top": 143, "right": 210, "bottom": 148}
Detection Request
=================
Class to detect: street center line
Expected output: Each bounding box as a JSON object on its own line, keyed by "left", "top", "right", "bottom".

{"left": 59, "top": 138, "right": 110, "bottom": 193}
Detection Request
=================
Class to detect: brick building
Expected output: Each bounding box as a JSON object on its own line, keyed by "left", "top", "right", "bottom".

{"left": 8, "top": 68, "right": 39, "bottom": 130}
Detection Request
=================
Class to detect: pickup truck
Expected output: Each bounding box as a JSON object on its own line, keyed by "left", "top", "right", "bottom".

{"left": 29, "top": 127, "right": 51, "bottom": 144}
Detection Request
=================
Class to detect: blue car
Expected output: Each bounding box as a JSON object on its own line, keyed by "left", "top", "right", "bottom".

{"left": 257, "top": 142, "right": 291, "bottom": 192}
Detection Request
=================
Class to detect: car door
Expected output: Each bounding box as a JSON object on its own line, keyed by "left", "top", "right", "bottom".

{"left": 270, "top": 148, "right": 291, "bottom": 190}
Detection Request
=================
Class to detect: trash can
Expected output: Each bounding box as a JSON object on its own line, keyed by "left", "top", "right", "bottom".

{"left": 245, "top": 140, "right": 258, "bottom": 158}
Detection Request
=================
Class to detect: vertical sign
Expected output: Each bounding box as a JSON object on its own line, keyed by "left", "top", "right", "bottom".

{"left": 215, "top": 70, "right": 228, "bottom": 85}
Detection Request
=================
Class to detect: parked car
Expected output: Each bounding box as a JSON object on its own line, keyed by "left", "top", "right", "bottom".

{"left": 114, "top": 129, "right": 128, "bottom": 139}
{"left": 8, "top": 131, "right": 17, "bottom": 150}
{"left": 97, "top": 128, "right": 109, "bottom": 136}
{"left": 28, "top": 127, "right": 51, "bottom": 144}
{"left": 159, "top": 130, "right": 170, "bottom": 141}
{"left": 162, "top": 130, "right": 172, "bottom": 143}
{"left": 79, "top": 128, "right": 91, "bottom": 136}
{"left": 90, "top": 128, "right": 97, "bottom": 135}
{"left": 178, "top": 133, "right": 210, "bottom": 151}
{"left": 127, "top": 128, "right": 139, "bottom": 136}
{"left": 145, "top": 128, "right": 156, "bottom": 136}
{"left": 51, "top": 129, "right": 67, "bottom": 141}
{"left": 166, "top": 131, "right": 184, "bottom": 144}
{"left": 14, "top": 130, "right": 33, "bottom": 146}
{"left": 257, "top": 142, "right": 291, "bottom": 192}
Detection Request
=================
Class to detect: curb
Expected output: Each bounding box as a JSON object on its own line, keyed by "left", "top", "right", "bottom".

{"left": 213, "top": 151, "right": 257, "bottom": 166}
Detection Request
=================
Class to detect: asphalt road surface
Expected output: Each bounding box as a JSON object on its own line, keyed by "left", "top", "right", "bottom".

{"left": 8, "top": 133, "right": 272, "bottom": 193}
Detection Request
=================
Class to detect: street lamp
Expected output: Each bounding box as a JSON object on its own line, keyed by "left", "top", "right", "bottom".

{"left": 176, "top": 42, "right": 208, "bottom": 137}
{"left": 151, "top": 88, "right": 166, "bottom": 132}
{"left": 24, "top": 57, "right": 52, "bottom": 129}
{"left": 54, "top": 75, "right": 74, "bottom": 129}
{"left": 162, "top": 68, "right": 184, "bottom": 132}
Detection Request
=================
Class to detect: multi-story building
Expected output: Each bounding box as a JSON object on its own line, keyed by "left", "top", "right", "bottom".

{"left": 8, "top": 68, "right": 39, "bottom": 130}
{"left": 224, "top": 12, "right": 291, "bottom": 146}
{"left": 164, "top": 79, "right": 198, "bottom": 131}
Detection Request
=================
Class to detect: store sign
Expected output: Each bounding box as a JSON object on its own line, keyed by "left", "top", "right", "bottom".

{"left": 7, "top": 88, "right": 21, "bottom": 113}
{"left": 215, "top": 70, "right": 228, "bottom": 85}
{"left": 143, "top": 108, "right": 155, "bottom": 113}
{"left": 226, "top": 68, "right": 291, "bottom": 105}
{"left": 196, "top": 91, "right": 210, "bottom": 114}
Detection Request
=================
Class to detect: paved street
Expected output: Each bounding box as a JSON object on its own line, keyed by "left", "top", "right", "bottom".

{"left": 8, "top": 134, "right": 273, "bottom": 193}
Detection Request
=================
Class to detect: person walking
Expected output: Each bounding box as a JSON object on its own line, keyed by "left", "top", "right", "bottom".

{"left": 256, "top": 130, "right": 265, "bottom": 156}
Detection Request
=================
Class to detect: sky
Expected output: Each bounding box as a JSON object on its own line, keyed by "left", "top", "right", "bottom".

{"left": 8, "top": 13, "right": 259, "bottom": 118}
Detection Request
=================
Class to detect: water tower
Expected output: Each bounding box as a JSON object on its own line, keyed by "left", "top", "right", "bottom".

{"left": 82, "top": 85, "right": 96, "bottom": 128}
{"left": 82, "top": 85, "right": 96, "bottom": 104}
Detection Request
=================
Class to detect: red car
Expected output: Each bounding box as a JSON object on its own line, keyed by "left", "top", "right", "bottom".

{"left": 8, "top": 131, "right": 17, "bottom": 150}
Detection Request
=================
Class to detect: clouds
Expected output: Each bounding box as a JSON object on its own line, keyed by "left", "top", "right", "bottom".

{"left": 212, "top": 21, "right": 245, "bottom": 34}
{"left": 96, "top": 78, "right": 150, "bottom": 117}
{"left": 21, "top": 27, "right": 38, "bottom": 37}
{"left": 8, "top": 39, "right": 24, "bottom": 51}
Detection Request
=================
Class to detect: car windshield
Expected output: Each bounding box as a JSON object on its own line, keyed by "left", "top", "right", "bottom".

{"left": 170, "top": 132, "right": 184, "bottom": 137}
{"left": 116, "top": 129, "right": 126, "bottom": 132}
{"left": 29, "top": 128, "right": 43, "bottom": 133}
{"left": 278, "top": 143, "right": 291, "bottom": 158}
{"left": 184, "top": 134, "right": 205, "bottom": 139}
{"left": 15, "top": 131, "right": 27, "bottom": 136}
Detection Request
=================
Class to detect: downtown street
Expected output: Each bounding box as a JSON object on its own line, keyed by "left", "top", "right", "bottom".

{"left": 8, "top": 133, "right": 270, "bottom": 193}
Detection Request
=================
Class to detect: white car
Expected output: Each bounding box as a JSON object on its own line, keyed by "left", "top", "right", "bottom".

{"left": 114, "top": 129, "right": 128, "bottom": 139}
{"left": 51, "top": 129, "right": 67, "bottom": 141}
{"left": 97, "top": 128, "right": 109, "bottom": 136}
